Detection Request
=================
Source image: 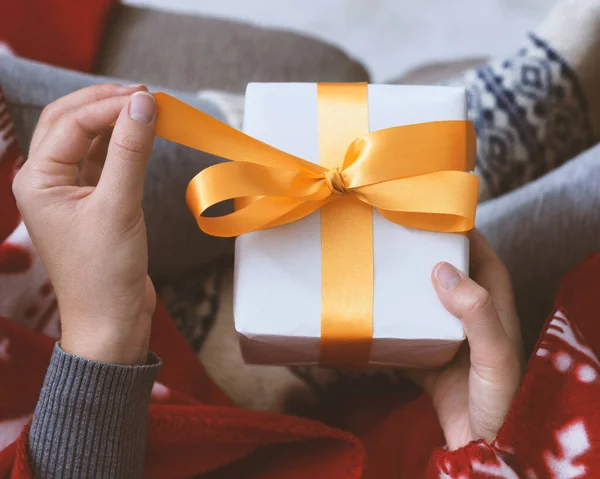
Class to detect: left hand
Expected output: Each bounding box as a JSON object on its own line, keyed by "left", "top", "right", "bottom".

{"left": 12, "top": 84, "right": 157, "bottom": 365}
{"left": 406, "top": 230, "right": 525, "bottom": 450}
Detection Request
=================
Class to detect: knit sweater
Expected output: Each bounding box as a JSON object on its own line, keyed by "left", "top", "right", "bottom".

{"left": 28, "top": 345, "right": 161, "bottom": 478}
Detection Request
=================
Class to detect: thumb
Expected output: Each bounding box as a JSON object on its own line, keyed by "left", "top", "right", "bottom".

{"left": 432, "top": 262, "right": 515, "bottom": 375}
{"left": 97, "top": 91, "right": 156, "bottom": 217}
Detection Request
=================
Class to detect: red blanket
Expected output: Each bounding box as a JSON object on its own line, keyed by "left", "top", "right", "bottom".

{"left": 1, "top": 87, "right": 600, "bottom": 478}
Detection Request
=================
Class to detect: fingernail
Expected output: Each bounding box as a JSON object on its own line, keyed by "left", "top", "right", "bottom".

{"left": 118, "top": 84, "right": 145, "bottom": 93}
{"left": 129, "top": 91, "right": 155, "bottom": 124}
{"left": 435, "top": 262, "right": 462, "bottom": 291}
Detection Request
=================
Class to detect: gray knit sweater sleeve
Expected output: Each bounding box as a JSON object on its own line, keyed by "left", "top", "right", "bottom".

{"left": 28, "top": 344, "right": 161, "bottom": 479}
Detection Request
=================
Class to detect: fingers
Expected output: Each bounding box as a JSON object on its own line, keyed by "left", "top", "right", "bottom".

{"left": 469, "top": 230, "right": 511, "bottom": 293}
{"left": 15, "top": 88, "right": 157, "bottom": 230}
{"left": 19, "top": 95, "right": 130, "bottom": 189}
{"left": 30, "top": 84, "right": 145, "bottom": 156}
{"left": 80, "top": 130, "right": 112, "bottom": 186}
{"left": 95, "top": 91, "right": 157, "bottom": 218}
{"left": 469, "top": 230, "right": 524, "bottom": 365}
{"left": 432, "top": 261, "right": 517, "bottom": 377}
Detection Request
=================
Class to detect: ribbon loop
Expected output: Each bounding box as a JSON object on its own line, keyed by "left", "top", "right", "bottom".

{"left": 153, "top": 91, "right": 479, "bottom": 239}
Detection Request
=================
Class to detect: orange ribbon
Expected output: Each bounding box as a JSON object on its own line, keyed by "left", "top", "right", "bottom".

{"left": 152, "top": 85, "right": 478, "bottom": 368}
{"left": 317, "top": 83, "right": 374, "bottom": 368}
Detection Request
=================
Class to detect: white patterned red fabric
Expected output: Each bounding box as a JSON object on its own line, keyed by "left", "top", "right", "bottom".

{"left": 0, "top": 87, "right": 59, "bottom": 338}
{"left": 430, "top": 298, "right": 600, "bottom": 478}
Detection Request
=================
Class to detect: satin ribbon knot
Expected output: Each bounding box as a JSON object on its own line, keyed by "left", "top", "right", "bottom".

{"left": 152, "top": 91, "right": 479, "bottom": 238}
{"left": 323, "top": 167, "right": 348, "bottom": 195}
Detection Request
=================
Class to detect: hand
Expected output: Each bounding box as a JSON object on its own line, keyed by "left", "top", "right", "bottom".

{"left": 407, "top": 230, "right": 525, "bottom": 450}
{"left": 13, "top": 84, "right": 158, "bottom": 365}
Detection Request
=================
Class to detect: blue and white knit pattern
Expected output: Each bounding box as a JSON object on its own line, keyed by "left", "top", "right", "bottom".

{"left": 455, "top": 33, "right": 593, "bottom": 199}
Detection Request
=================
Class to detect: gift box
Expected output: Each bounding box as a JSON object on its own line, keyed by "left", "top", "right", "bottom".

{"left": 151, "top": 84, "right": 478, "bottom": 370}
{"left": 233, "top": 83, "right": 476, "bottom": 369}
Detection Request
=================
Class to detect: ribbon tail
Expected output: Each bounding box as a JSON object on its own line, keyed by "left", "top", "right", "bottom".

{"left": 153, "top": 92, "right": 321, "bottom": 173}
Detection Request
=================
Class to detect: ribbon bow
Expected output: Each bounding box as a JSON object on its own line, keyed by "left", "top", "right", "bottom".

{"left": 153, "top": 92, "right": 479, "bottom": 238}
{"left": 153, "top": 86, "right": 479, "bottom": 368}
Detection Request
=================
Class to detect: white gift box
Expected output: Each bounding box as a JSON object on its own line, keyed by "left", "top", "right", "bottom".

{"left": 234, "top": 83, "right": 470, "bottom": 368}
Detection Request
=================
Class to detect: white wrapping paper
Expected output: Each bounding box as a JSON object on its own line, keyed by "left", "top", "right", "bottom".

{"left": 234, "top": 83, "right": 470, "bottom": 368}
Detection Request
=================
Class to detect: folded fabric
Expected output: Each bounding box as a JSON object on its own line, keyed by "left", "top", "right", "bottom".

{"left": 0, "top": 0, "right": 117, "bottom": 71}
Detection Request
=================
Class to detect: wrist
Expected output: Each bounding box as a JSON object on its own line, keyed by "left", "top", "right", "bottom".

{"left": 60, "top": 315, "right": 152, "bottom": 365}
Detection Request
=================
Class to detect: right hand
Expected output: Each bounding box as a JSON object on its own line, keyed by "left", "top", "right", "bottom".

{"left": 406, "top": 230, "right": 525, "bottom": 449}
{"left": 13, "top": 84, "right": 158, "bottom": 365}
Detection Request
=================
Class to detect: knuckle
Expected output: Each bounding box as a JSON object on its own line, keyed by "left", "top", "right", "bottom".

{"left": 11, "top": 168, "right": 35, "bottom": 210}
{"left": 92, "top": 83, "right": 121, "bottom": 101}
{"left": 111, "top": 134, "right": 147, "bottom": 161}
{"left": 11, "top": 167, "right": 29, "bottom": 199}
{"left": 464, "top": 287, "right": 492, "bottom": 314}
{"left": 54, "top": 113, "right": 79, "bottom": 135}
{"left": 57, "top": 110, "right": 95, "bottom": 141}
{"left": 11, "top": 170, "right": 24, "bottom": 201}
{"left": 39, "top": 102, "right": 62, "bottom": 125}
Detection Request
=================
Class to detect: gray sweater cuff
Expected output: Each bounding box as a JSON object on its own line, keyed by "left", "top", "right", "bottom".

{"left": 29, "top": 343, "right": 161, "bottom": 479}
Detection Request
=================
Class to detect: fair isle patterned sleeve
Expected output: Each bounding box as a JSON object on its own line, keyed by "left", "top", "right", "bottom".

{"left": 444, "top": 0, "right": 600, "bottom": 201}
{"left": 455, "top": 32, "right": 594, "bottom": 201}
